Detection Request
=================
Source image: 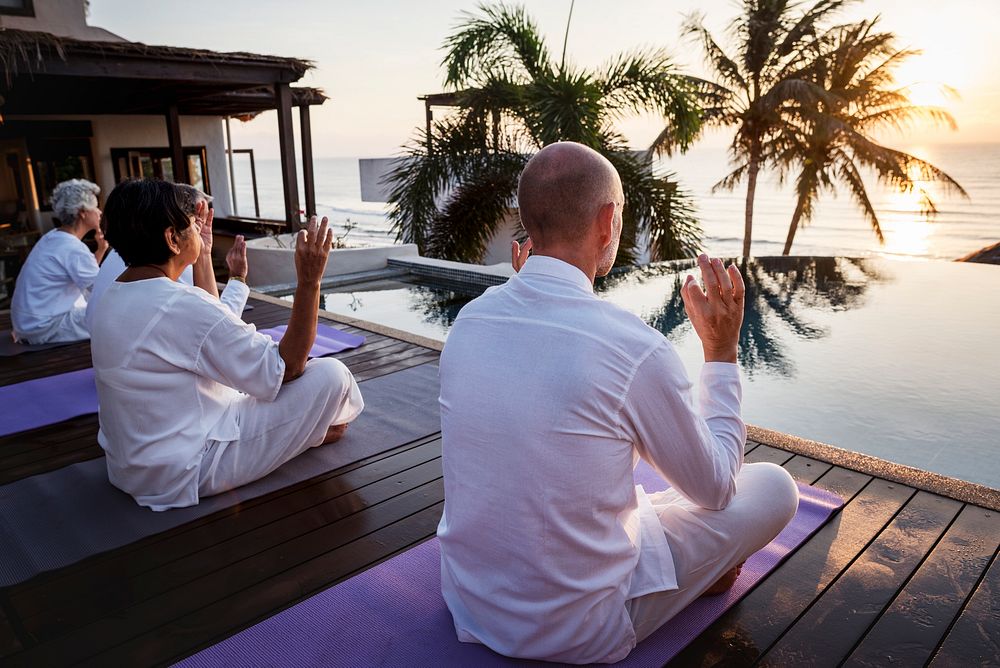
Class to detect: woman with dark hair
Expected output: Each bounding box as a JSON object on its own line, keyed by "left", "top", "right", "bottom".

{"left": 11, "top": 179, "right": 109, "bottom": 343}
{"left": 91, "top": 179, "right": 363, "bottom": 511}
{"left": 84, "top": 184, "right": 247, "bottom": 330}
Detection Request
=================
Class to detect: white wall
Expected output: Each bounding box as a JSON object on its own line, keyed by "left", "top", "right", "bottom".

{"left": 89, "top": 115, "right": 233, "bottom": 217}
{"left": 0, "top": 0, "right": 125, "bottom": 42}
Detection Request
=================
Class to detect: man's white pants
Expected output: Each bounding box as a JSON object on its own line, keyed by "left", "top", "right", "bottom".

{"left": 197, "top": 358, "right": 364, "bottom": 497}
{"left": 627, "top": 462, "right": 799, "bottom": 641}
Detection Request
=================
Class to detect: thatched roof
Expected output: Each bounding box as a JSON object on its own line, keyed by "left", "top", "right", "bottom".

{"left": 0, "top": 28, "right": 325, "bottom": 116}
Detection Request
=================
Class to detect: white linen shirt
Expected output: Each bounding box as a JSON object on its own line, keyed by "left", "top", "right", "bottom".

{"left": 437, "top": 255, "right": 746, "bottom": 664}
{"left": 91, "top": 277, "right": 282, "bottom": 511}
{"left": 85, "top": 249, "right": 197, "bottom": 330}
{"left": 11, "top": 229, "right": 99, "bottom": 341}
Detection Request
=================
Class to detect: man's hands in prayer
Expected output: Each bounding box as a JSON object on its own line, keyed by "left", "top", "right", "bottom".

{"left": 295, "top": 215, "right": 333, "bottom": 286}
{"left": 226, "top": 235, "right": 248, "bottom": 280}
{"left": 511, "top": 238, "right": 533, "bottom": 272}
{"left": 681, "top": 254, "right": 745, "bottom": 364}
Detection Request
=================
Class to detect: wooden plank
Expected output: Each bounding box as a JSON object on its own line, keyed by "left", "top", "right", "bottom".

{"left": 11, "top": 436, "right": 442, "bottom": 621}
{"left": 353, "top": 352, "right": 440, "bottom": 382}
{"left": 760, "top": 491, "right": 964, "bottom": 666}
{"left": 744, "top": 443, "right": 794, "bottom": 466}
{"left": 667, "top": 468, "right": 906, "bottom": 666}
{"left": 781, "top": 455, "right": 832, "bottom": 485}
{"left": 845, "top": 504, "right": 1000, "bottom": 667}
{"left": 14, "top": 490, "right": 445, "bottom": 665}
{"left": 928, "top": 549, "right": 1000, "bottom": 668}
{"left": 19, "top": 460, "right": 445, "bottom": 642}
{"left": 107, "top": 503, "right": 444, "bottom": 667}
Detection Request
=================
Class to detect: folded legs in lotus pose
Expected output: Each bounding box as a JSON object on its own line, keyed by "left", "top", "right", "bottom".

{"left": 91, "top": 179, "right": 363, "bottom": 511}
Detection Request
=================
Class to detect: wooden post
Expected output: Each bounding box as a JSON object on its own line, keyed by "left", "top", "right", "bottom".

{"left": 299, "top": 105, "right": 316, "bottom": 218}
{"left": 425, "top": 100, "right": 434, "bottom": 154}
{"left": 225, "top": 116, "right": 238, "bottom": 216}
{"left": 165, "top": 104, "right": 189, "bottom": 185}
{"left": 275, "top": 82, "right": 300, "bottom": 231}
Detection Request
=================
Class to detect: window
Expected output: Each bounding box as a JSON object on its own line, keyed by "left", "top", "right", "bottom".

{"left": 110, "top": 147, "right": 211, "bottom": 194}
{"left": 0, "top": 0, "right": 34, "bottom": 16}
{"left": 28, "top": 140, "right": 96, "bottom": 213}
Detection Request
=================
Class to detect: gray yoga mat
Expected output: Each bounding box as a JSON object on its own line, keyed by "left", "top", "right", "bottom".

{"left": 0, "top": 361, "right": 441, "bottom": 587}
{"left": 0, "top": 330, "right": 83, "bottom": 356}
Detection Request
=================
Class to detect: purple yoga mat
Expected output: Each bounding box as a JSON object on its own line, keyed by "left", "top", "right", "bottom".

{"left": 176, "top": 462, "right": 843, "bottom": 668}
{"left": 0, "top": 368, "right": 98, "bottom": 437}
{"left": 259, "top": 324, "right": 365, "bottom": 357}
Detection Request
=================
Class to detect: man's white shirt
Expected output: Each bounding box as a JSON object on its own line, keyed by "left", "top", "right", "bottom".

{"left": 437, "top": 255, "right": 746, "bottom": 664}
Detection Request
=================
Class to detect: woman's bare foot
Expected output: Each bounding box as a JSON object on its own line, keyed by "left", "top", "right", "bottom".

{"left": 322, "top": 423, "right": 348, "bottom": 445}
{"left": 702, "top": 562, "right": 744, "bottom": 596}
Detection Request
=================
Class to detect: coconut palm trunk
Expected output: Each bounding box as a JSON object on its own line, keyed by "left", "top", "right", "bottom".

{"left": 743, "top": 139, "right": 761, "bottom": 257}
{"left": 783, "top": 196, "right": 807, "bottom": 255}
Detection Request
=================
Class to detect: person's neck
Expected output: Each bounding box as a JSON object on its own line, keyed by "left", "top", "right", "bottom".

{"left": 57, "top": 223, "right": 87, "bottom": 241}
{"left": 529, "top": 245, "right": 598, "bottom": 284}
{"left": 119, "top": 260, "right": 185, "bottom": 283}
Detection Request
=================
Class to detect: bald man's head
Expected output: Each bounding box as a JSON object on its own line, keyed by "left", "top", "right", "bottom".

{"left": 517, "top": 142, "right": 623, "bottom": 245}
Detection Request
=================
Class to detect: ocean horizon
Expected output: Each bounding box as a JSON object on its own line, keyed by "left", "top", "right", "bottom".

{"left": 231, "top": 142, "right": 1000, "bottom": 262}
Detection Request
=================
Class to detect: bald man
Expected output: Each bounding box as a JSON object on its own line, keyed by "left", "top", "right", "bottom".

{"left": 436, "top": 142, "right": 798, "bottom": 663}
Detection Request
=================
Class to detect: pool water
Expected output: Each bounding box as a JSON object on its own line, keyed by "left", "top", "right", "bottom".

{"left": 308, "top": 257, "right": 1000, "bottom": 488}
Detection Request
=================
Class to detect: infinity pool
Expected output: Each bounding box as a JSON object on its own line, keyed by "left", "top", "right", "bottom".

{"left": 305, "top": 257, "right": 1000, "bottom": 488}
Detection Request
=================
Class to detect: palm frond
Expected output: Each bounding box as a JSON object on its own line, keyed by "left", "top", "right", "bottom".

{"left": 425, "top": 152, "right": 525, "bottom": 263}
{"left": 442, "top": 3, "right": 551, "bottom": 89}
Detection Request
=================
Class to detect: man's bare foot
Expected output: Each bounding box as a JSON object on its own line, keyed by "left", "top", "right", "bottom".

{"left": 702, "top": 562, "right": 744, "bottom": 596}
{"left": 322, "top": 423, "right": 348, "bottom": 445}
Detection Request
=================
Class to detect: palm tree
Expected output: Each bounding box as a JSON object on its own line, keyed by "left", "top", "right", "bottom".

{"left": 682, "top": 0, "right": 848, "bottom": 257}
{"left": 778, "top": 19, "right": 967, "bottom": 254}
{"left": 386, "top": 2, "right": 705, "bottom": 266}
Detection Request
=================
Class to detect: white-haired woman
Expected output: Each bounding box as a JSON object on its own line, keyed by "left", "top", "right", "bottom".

{"left": 11, "top": 179, "right": 109, "bottom": 343}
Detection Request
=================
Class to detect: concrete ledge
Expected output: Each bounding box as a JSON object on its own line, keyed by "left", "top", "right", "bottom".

{"left": 387, "top": 256, "right": 513, "bottom": 289}
{"left": 249, "top": 290, "right": 444, "bottom": 352}
{"left": 748, "top": 424, "right": 1000, "bottom": 511}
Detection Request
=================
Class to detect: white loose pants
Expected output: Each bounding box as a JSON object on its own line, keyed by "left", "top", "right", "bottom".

{"left": 197, "top": 357, "right": 364, "bottom": 497}
{"left": 627, "top": 462, "right": 799, "bottom": 641}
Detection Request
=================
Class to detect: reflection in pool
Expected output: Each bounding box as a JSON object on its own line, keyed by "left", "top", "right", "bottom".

{"left": 310, "top": 258, "right": 1000, "bottom": 488}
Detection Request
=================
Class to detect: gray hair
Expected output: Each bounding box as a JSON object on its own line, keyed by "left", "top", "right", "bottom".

{"left": 174, "top": 183, "right": 213, "bottom": 216}
{"left": 52, "top": 179, "right": 100, "bottom": 227}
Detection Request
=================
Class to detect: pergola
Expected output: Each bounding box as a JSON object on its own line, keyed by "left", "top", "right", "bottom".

{"left": 0, "top": 29, "right": 326, "bottom": 230}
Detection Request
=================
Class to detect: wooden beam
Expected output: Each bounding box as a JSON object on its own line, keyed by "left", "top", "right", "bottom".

{"left": 35, "top": 57, "right": 302, "bottom": 85}
{"left": 165, "top": 105, "right": 189, "bottom": 185}
{"left": 299, "top": 105, "right": 316, "bottom": 218}
{"left": 275, "top": 83, "right": 300, "bottom": 231}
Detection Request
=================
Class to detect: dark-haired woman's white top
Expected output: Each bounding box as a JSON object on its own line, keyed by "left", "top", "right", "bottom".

{"left": 90, "top": 276, "right": 282, "bottom": 510}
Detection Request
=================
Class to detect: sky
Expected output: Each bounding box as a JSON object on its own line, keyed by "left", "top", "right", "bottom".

{"left": 88, "top": 0, "right": 1000, "bottom": 159}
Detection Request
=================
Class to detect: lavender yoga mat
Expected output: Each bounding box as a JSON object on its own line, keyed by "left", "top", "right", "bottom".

{"left": 0, "top": 362, "right": 441, "bottom": 587}
{"left": 259, "top": 324, "right": 365, "bottom": 357}
{"left": 177, "top": 462, "right": 843, "bottom": 668}
{"left": 0, "top": 368, "right": 98, "bottom": 437}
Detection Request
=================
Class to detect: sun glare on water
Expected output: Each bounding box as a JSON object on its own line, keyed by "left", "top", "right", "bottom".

{"left": 878, "top": 160, "right": 935, "bottom": 257}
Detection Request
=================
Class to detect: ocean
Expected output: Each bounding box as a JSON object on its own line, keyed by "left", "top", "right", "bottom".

{"left": 232, "top": 142, "right": 999, "bottom": 261}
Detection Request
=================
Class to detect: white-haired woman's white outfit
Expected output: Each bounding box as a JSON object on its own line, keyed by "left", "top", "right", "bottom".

{"left": 90, "top": 277, "right": 364, "bottom": 511}
{"left": 11, "top": 229, "right": 99, "bottom": 343}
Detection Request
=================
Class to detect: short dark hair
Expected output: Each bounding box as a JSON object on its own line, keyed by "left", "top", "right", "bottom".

{"left": 103, "top": 179, "right": 193, "bottom": 266}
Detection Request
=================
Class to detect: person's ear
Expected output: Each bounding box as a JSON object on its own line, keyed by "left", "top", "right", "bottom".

{"left": 164, "top": 227, "right": 181, "bottom": 256}
{"left": 596, "top": 201, "right": 615, "bottom": 249}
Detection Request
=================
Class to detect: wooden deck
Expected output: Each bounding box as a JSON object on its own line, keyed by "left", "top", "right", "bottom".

{"left": 1, "top": 298, "right": 997, "bottom": 667}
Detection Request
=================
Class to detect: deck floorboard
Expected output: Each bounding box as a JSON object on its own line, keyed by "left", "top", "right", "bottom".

{"left": 1, "top": 297, "right": 995, "bottom": 666}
